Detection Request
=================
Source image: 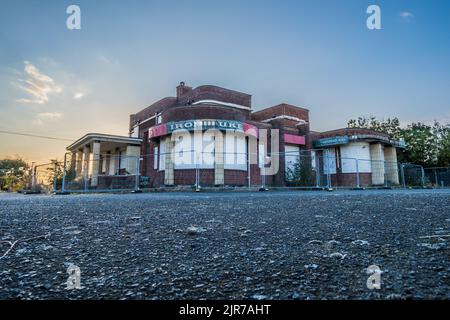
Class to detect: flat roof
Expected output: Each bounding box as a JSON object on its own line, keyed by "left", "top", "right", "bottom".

{"left": 66, "top": 133, "right": 142, "bottom": 151}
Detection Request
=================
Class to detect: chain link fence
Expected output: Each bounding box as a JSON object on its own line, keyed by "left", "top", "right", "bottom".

{"left": 16, "top": 161, "right": 63, "bottom": 193}
{"left": 61, "top": 153, "right": 139, "bottom": 192}
{"left": 41, "top": 149, "right": 450, "bottom": 194}
{"left": 399, "top": 163, "right": 426, "bottom": 188}
{"left": 423, "top": 167, "right": 450, "bottom": 188}
{"left": 283, "top": 154, "right": 401, "bottom": 190}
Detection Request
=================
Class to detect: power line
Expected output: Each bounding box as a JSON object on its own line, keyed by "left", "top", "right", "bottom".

{"left": 0, "top": 130, "right": 74, "bottom": 142}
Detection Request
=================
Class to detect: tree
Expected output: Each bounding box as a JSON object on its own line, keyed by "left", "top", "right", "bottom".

{"left": 401, "top": 122, "right": 440, "bottom": 166}
{"left": 437, "top": 124, "right": 450, "bottom": 166}
{"left": 43, "top": 160, "right": 65, "bottom": 191}
{"left": 286, "top": 155, "right": 316, "bottom": 187}
{"left": 347, "top": 115, "right": 402, "bottom": 139}
{"left": 347, "top": 116, "right": 450, "bottom": 167}
{"left": 0, "top": 158, "right": 29, "bottom": 191}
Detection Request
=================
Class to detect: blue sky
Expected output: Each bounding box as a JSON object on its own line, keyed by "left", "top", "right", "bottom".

{"left": 0, "top": 0, "right": 449, "bottom": 162}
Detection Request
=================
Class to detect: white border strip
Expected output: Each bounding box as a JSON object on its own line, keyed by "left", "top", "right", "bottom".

{"left": 192, "top": 100, "right": 251, "bottom": 111}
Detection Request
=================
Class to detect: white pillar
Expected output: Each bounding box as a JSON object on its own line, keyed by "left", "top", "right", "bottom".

{"left": 370, "top": 143, "right": 385, "bottom": 185}
{"left": 69, "top": 152, "right": 76, "bottom": 173}
{"left": 82, "top": 145, "right": 90, "bottom": 181}
{"left": 75, "top": 150, "right": 83, "bottom": 178}
{"left": 384, "top": 146, "right": 399, "bottom": 185}
{"left": 164, "top": 137, "right": 174, "bottom": 185}
{"left": 91, "top": 141, "right": 101, "bottom": 187}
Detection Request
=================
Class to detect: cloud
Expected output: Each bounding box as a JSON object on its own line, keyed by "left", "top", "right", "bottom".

{"left": 16, "top": 61, "right": 62, "bottom": 104}
{"left": 97, "top": 53, "right": 120, "bottom": 67}
{"left": 32, "top": 112, "right": 63, "bottom": 126}
{"left": 400, "top": 11, "right": 414, "bottom": 19}
{"left": 73, "top": 92, "right": 84, "bottom": 99}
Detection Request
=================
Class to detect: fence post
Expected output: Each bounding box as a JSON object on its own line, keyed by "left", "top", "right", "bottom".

{"left": 247, "top": 156, "right": 251, "bottom": 189}
{"left": 421, "top": 166, "right": 425, "bottom": 188}
{"left": 134, "top": 156, "right": 140, "bottom": 192}
{"left": 315, "top": 154, "right": 320, "bottom": 188}
{"left": 400, "top": 163, "right": 406, "bottom": 188}
{"left": 83, "top": 159, "right": 88, "bottom": 192}
{"left": 31, "top": 163, "right": 36, "bottom": 191}
{"left": 52, "top": 160, "right": 58, "bottom": 193}
{"left": 326, "top": 150, "right": 331, "bottom": 189}
{"left": 195, "top": 151, "right": 200, "bottom": 191}
{"left": 61, "top": 153, "right": 67, "bottom": 193}
{"left": 355, "top": 158, "right": 360, "bottom": 189}
{"left": 261, "top": 166, "right": 265, "bottom": 190}
{"left": 434, "top": 169, "right": 438, "bottom": 188}
{"left": 258, "top": 146, "right": 267, "bottom": 191}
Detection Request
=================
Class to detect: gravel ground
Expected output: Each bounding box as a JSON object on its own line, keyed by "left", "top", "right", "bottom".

{"left": 0, "top": 189, "right": 449, "bottom": 300}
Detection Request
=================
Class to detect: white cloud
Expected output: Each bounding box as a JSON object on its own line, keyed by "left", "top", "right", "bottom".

{"left": 97, "top": 53, "right": 120, "bottom": 67}
{"left": 16, "top": 98, "right": 45, "bottom": 105}
{"left": 400, "top": 11, "right": 414, "bottom": 19}
{"left": 16, "top": 61, "right": 62, "bottom": 104}
{"left": 73, "top": 92, "right": 85, "bottom": 99}
{"left": 32, "top": 112, "right": 63, "bottom": 126}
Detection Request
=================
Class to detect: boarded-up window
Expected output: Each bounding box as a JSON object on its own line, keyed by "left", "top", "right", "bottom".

{"left": 224, "top": 133, "right": 247, "bottom": 171}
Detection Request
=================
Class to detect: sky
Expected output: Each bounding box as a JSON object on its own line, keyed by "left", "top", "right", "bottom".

{"left": 0, "top": 0, "right": 449, "bottom": 163}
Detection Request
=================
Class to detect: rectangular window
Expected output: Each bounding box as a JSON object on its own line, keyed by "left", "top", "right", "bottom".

{"left": 130, "top": 127, "right": 139, "bottom": 138}
{"left": 311, "top": 150, "right": 316, "bottom": 170}
{"left": 201, "top": 132, "right": 215, "bottom": 168}
{"left": 154, "top": 146, "right": 159, "bottom": 170}
{"left": 172, "top": 132, "right": 215, "bottom": 169}
{"left": 258, "top": 144, "right": 265, "bottom": 169}
{"left": 339, "top": 142, "right": 372, "bottom": 173}
{"left": 324, "top": 149, "right": 337, "bottom": 174}
{"left": 224, "top": 133, "right": 247, "bottom": 171}
{"left": 335, "top": 147, "right": 342, "bottom": 170}
{"left": 156, "top": 113, "right": 162, "bottom": 124}
{"left": 285, "top": 144, "right": 300, "bottom": 179}
{"left": 159, "top": 140, "right": 166, "bottom": 171}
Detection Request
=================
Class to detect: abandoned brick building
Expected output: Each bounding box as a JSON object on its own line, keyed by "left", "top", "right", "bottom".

{"left": 67, "top": 82, "right": 405, "bottom": 189}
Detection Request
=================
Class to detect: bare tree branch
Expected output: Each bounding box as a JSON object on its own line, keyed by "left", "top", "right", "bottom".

{"left": 0, "top": 233, "right": 51, "bottom": 260}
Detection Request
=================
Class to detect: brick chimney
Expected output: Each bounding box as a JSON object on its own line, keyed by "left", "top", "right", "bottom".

{"left": 176, "top": 81, "right": 192, "bottom": 98}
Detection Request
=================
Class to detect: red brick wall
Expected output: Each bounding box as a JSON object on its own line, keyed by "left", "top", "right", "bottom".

{"left": 178, "top": 85, "right": 252, "bottom": 108}
{"left": 163, "top": 105, "right": 250, "bottom": 123}
{"left": 224, "top": 170, "right": 248, "bottom": 186}
{"left": 330, "top": 173, "right": 372, "bottom": 187}
{"left": 130, "top": 97, "right": 177, "bottom": 131}
{"left": 174, "top": 169, "right": 215, "bottom": 186}
{"left": 252, "top": 103, "right": 309, "bottom": 123}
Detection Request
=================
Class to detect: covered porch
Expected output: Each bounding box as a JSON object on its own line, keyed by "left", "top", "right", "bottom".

{"left": 66, "top": 133, "right": 142, "bottom": 188}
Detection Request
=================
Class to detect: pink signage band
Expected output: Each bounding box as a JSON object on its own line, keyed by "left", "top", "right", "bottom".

{"left": 148, "top": 120, "right": 259, "bottom": 139}
{"left": 148, "top": 124, "right": 168, "bottom": 139}
{"left": 243, "top": 123, "right": 259, "bottom": 138}
{"left": 284, "top": 133, "right": 306, "bottom": 145}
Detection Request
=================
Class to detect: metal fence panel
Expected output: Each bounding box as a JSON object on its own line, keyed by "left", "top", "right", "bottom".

{"left": 423, "top": 167, "right": 450, "bottom": 188}
{"left": 400, "top": 164, "right": 425, "bottom": 188}
{"left": 50, "top": 148, "right": 450, "bottom": 193}
{"left": 61, "top": 153, "right": 139, "bottom": 193}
